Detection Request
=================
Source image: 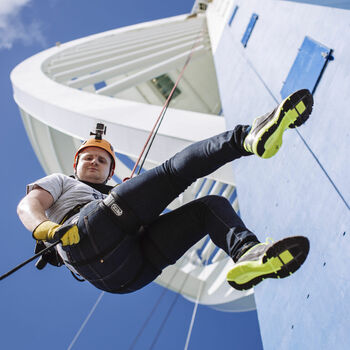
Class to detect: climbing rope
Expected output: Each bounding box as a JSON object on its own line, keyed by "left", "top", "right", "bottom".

{"left": 67, "top": 291, "right": 105, "bottom": 350}
{"left": 183, "top": 262, "right": 207, "bottom": 350}
{"left": 0, "top": 241, "right": 61, "bottom": 281}
{"left": 148, "top": 258, "right": 207, "bottom": 350}
{"left": 148, "top": 272, "right": 191, "bottom": 350}
{"left": 128, "top": 268, "right": 179, "bottom": 350}
{"left": 129, "top": 257, "right": 207, "bottom": 350}
{"left": 129, "top": 26, "right": 206, "bottom": 178}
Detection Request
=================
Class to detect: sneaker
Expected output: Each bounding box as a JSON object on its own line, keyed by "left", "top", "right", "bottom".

{"left": 244, "top": 89, "right": 313, "bottom": 158}
{"left": 226, "top": 236, "right": 309, "bottom": 290}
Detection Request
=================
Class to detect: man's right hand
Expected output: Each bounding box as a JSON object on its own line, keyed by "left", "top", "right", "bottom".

{"left": 33, "top": 221, "right": 80, "bottom": 246}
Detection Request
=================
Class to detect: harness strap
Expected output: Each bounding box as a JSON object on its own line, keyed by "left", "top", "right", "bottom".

{"left": 100, "top": 192, "right": 141, "bottom": 234}
{"left": 59, "top": 203, "right": 89, "bottom": 224}
{"left": 64, "top": 194, "right": 141, "bottom": 267}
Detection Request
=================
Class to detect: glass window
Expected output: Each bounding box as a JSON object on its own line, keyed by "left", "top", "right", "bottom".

{"left": 151, "top": 74, "right": 181, "bottom": 100}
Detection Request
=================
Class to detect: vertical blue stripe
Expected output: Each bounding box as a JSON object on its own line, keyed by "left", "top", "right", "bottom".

{"left": 241, "top": 13, "right": 259, "bottom": 47}
{"left": 228, "top": 5, "right": 239, "bottom": 26}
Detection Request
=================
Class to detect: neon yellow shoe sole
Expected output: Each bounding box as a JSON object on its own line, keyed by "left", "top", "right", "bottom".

{"left": 227, "top": 236, "right": 309, "bottom": 291}
{"left": 244, "top": 89, "right": 314, "bottom": 158}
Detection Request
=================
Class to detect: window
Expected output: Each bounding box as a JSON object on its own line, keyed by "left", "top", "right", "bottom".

{"left": 241, "top": 13, "right": 258, "bottom": 47}
{"left": 228, "top": 5, "right": 239, "bottom": 26}
{"left": 199, "top": 3, "right": 208, "bottom": 11}
{"left": 94, "top": 81, "right": 106, "bottom": 90}
{"left": 151, "top": 74, "right": 181, "bottom": 100}
{"left": 280, "top": 36, "right": 333, "bottom": 98}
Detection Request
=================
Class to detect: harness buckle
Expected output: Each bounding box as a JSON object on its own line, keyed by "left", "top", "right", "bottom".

{"left": 111, "top": 203, "right": 123, "bottom": 216}
{"left": 103, "top": 194, "right": 123, "bottom": 216}
{"left": 101, "top": 192, "right": 140, "bottom": 235}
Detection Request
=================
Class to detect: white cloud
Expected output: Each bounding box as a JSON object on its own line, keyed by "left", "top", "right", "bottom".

{"left": 0, "top": 0, "right": 47, "bottom": 49}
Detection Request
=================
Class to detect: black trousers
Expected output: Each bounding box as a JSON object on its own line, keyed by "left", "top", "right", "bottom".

{"left": 64, "top": 126, "right": 259, "bottom": 293}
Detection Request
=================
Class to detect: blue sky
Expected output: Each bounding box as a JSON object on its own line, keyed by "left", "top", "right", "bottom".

{"left": 0, "top": 1, "right": 263, "bottom": 349}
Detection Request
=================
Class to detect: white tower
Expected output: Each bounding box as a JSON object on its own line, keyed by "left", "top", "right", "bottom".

{"left": 11, "top": 1, "right": 255, "bottom": 312}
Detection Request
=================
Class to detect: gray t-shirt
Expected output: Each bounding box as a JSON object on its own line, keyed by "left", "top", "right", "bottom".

{"left": 27, "top": 173, "right": 108, "bottom": 273}
{"left": 27, "top": 173, "right": 107, "bottom": 224}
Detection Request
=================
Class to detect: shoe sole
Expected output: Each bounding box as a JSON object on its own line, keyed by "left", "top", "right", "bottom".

{"left": 250, "top": 89, "right": 313, "bottom": 158}
{"left": 227, "top": 236, "right": 310, "bottom": 291}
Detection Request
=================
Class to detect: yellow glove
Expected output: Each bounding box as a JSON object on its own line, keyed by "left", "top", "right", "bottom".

{"left": 33, "top": 221, "right": 80, "bottom": 246}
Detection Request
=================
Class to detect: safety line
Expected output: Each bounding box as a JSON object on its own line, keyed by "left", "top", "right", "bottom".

{"left": 128, "top": 288, "right": 169, "bottom": 350}
{"left": 184, "top": 268, "right": 206, "bottom": 350}
{"left": 0, "top": 240, "right": 60, "bottom": 281}
{"left": 128, "top": 268, "right": 179, "bottom": 350}
{"left": 67, "top": 291, "right": 105, "bottom": 350}
{"left": 228, "top": 30, "right": 350, "bottom": 212}
{"left": 130, "top": 26, "right": 206, "bottom": 178}
{"left": 147, "top": 258, "right": 206, "bottom": 350}
{"left": 148, "top": 272, "right": 191, "bottom": 350}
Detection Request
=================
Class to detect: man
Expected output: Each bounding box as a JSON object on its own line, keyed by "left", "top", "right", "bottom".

{"left": 17, "top": 89, "right": 313, "bottom": 293}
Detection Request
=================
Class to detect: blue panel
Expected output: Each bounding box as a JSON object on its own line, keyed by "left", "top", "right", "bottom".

{"left": 228, "top": 5, "right": 239, "bottom": 26}
{"left": 112, "top": 174, "right": 122, "bottom": 184}
{"left": 280, "top": 36, "right": 332, "bottom": 98}
{"left": 115, "top": 151, "right": 146, "bottom": 175}
{"left": 241, "top": 14, "right": 258, "bottom": 47}
{"left": 116, "top": 152, "right": 134, "bottom": 170}
{"left": 94, "top": 81, "right": 106, "bottom": 90}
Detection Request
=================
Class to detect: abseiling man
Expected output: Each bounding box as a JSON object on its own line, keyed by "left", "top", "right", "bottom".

{"left": 18, "top": 89, "right": 312, "bottom": 293}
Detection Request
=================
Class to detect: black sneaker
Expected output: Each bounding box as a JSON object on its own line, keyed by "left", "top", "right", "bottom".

{"left": 244, "top": 89, "right": 313, "bottom": 158}
{"left": 226, "top": 236, "right": 310, "bottom": 290}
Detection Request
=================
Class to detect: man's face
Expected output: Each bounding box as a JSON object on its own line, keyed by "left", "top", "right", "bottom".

{"left": 75, "top": 147, "right": 112, "bottom": 184}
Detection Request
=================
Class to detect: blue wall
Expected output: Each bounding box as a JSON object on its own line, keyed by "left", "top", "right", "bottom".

{"left": 213, "top": 0, "right": 350, "bottom": 348}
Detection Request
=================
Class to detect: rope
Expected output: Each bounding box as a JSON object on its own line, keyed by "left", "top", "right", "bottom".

{"left": 183, "top": 261, "right": 207, "bottom": 350}
{"left": 67, "top": 291, "right": 105, "bottom": 350}
{"left": 128, "top": 268, "right": 179, "bottom": 350}
{"left": 148, "top": 272, "right": 191, "bottom": 350}
{"left": 0, "top": 240, "right": 61, "bottom": 281}
{"left": 183, "top": 284, "right": 203, "bottom": 350}
{"left": 130, "top": 27, "right": 205, "bottom": 178}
